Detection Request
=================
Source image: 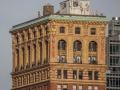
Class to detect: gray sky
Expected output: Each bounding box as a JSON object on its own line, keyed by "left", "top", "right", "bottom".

{"left": 0, "top": 0, "right": 120, "bottom": 90}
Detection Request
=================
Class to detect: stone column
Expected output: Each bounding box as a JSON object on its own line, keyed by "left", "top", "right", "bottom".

{"left": 68, "top": 36, "right": 73, "bottom": 63}
{"left": 20, "top": 47, "right": 23, "bottom": 69}
{"left": 42, "top": 40, "right": 45, "bottom": 64}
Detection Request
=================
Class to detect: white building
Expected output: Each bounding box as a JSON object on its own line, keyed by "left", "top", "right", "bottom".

{"left": 60, "top": 0, "right": 90, "bottom": 15}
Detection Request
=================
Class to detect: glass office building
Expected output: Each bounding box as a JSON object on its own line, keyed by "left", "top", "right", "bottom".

{"left": 106, "top": 17, "right": 120, "bottom": 90}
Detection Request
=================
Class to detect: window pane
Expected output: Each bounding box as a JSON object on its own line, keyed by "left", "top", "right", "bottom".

{"left": 57, "top": 70, "right": 61, "bottom": 79}
{"left": 79, "top": 85, "right": 83, "bottom": 90}
{"left": 73, "top": 71, "right": 77, "bottom": 79}
{"left": 57, "top": 85, "right": 61, "bottom": 90}
{"left": 79, "top": 71, "right": 83, "bottom": 79}
{"left": 63, "top": 85, "right": 67, "bottom": 88}
{"left": 60, "top": 27, "right": 65, "bottom": 33}
{"left": 88, "top": 71, "right": 92, "bottom": 80}
{"left": 73, "top": 85, "right": 76, "bottom": 90}
{"left": 75, "top": 28, "right": 80, "bottom": 34}
{"left": 94, "top": 86, "right": 98, "bottom": 90}
{"left": 88, "top": 86, "right": 92, "bottom": 90}
{"left": 64, "top": 70, "right": 67, "bottom": 79}
{"left": 91, "top": 28, "right": 96, "bottom": 35}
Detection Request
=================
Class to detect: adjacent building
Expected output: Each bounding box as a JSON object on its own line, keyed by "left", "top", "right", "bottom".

{"left": 10, "top": 0, "right": 109, "bottom": 90}
{"left": 106, "top": 17, "right": 120, "bottom": 90}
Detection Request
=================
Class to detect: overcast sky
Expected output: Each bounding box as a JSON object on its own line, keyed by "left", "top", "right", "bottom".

{"left": 0, "top": 0, "right": 120, "bottom": 90}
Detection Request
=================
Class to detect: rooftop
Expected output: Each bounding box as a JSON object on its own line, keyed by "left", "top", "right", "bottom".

{"left": 10, "top": 14, "right": 109, "bottom": 32}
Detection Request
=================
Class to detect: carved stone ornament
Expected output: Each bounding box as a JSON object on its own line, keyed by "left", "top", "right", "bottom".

{"left": 12, "top": 35, "right": 15, "bottom": 44}
{"left": 68, "top": 22, "right": 73, "bottom": 33}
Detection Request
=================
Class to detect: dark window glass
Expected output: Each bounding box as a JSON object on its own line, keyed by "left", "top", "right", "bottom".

{"left": 73, "top": 1, "right": 78, "bottom": 7}
{"left": 22, "top": 35, "right": 24, "bottom": 41}
{"left": 79, "top": 71, "right": 83, "bottom": 79}
{"left": 88, "top": 71, "right": 92, "bottom": 80}
{"left": 40, "top": 29, "right": 42, "bottom": 36}
{"left": 89, "top": 41, "right": 97, "bottom": 52}
{"left": 57, "top": 70, "right": 61, "bottom": 79}
{"left": 74, "top": 41, "right": 81, "bottom": 51}
{"left": 58, "top": 40, "right": 66, "bottom": 50}
{"left": 63, "top": 70, "right": 67, "bottom": 79}
{"left": 75, "top": 28, "right": 80, "bottom": 34}
{"left": 94, "top": 71, "right": 98, "bottom": 80}
{"left": 16, "top": 37, "right": 19, "bottom": 44}
{"left": 73, "top": 70, "right": 77, "bottom": 79}
{"left": 58, "top": 55, "right": 66, "bottom": 63}
{"left": 33, "top": 30, "right": 36, "bottom": 38}
{"left": 88, "top": 56, "right": 97, "bottom": 64}
{"left": 91, "top": 28, "right": 96, "bottom": 35}
{"left": 60, "top": 27, "right": 65, "bottom": 33}
{"left": 74, "top": 56, "right": 82, "bottom": 64}
{"left": 28, "top": 33, "right": 30, "bottom": 40}
{"left": 46, "top": 27, "right": 48, "bottom": 35}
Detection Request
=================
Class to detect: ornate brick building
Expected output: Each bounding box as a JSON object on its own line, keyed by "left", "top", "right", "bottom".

{"left": 10, "top": 0, "right": 109, "bottom": 90}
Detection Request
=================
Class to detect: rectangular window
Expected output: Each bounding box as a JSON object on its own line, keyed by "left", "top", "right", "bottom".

{"left": 94, "top": 71, "right": 98, "bottom": 80}
{"left": 79, "top": 71, "right": 83, "bottom": 79}
{"left": 88, "top": 71, "right": 92, "bottom": 80}
{"left": 88, "top": 86, "right": 92, "bottom": 90}
{"left": 79, "top": 85, "right": 83, "bottom": 90}
{"left": 57, "top": 85, "right": 61, "bottom": 90}
{"left": 57, "top": 70, "right": 61, "bottom": 79}
{"left": 75, "top": 28, "right": 80, "bottom": 34}
{"left": 72, "top": 85, "right": 76, "bottom": 90}
{"left": 73, "top": 1, "right": 78, "bottom": 7}
{"left": 58, "top": 55, "right": 66, "bottom": 63}
{"left": 91, "top": 28, "right": 96, "bottom": 35}
{"left": 63, "top": 70, "right": 67, "bottom": 79}
{"left": 60, "top": 27, "right": 65, "bottom": 33}
{"left": 73, "top": 70, "right": 77, "bottom": 79}
{"left": 63, "top": 85, "right": 67, "bottom": 90}
{"left": 94, "top": 86, "right": 98, "bottom": 90}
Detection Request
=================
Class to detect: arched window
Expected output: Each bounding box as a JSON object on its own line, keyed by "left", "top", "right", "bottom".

{"left": 88, "top": 41, "right": 97, "bottom": 64}
{"left": 32, "top": 44, "right": 36, "bottom": 67}
{"left": 74, "top": 40, "right": 82, "bottom": 51}
{"left": 58, "top": 40, "right": 66, "bottom": 50}
{"left": 16, "top": 36, "right": 19, "bottom": 44}
{"left": 89, "top": 41, "right": 97, "bottom": 52}
{"left": 22, "top": 48, "right": 25, "bottom": 69}
{"left": 75, "top": 27, "right": 80, "bottom": 34}
{"left": 40, "top": 43, "right": 42, "bottom": 62}
{"left": 28, "top": 46, "right": 30, "bottom": 67}
{"left": 45, "top": 41, "right": 48, "bottom": 64}
{"left": 58, "top": 40, "right": 66, "bottom": 63}
{"left": 46, "top": 27, "right": 49, "bottom": 35}
{"left": 28, "top": 32, "right": 30, "bottom": 40}
{"left": 16, "top": 49, "right": 19, "bottom": 70}
{"left": 33, "top": 30, "right": 36, "bottom": 38}
{"left": 22, "top": 34, "right": 24, "bottom": 42}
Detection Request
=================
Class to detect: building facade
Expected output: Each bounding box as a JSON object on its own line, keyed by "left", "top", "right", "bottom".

{"left": 10, "top": 0, "right": 109, "bottom": 90}
{"left": 106, "top": 17, "right": 120, "bottom": 90}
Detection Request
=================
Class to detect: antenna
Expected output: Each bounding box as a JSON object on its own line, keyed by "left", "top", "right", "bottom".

{"left": 38, "top": 11, "right": 40, "bottom": 17}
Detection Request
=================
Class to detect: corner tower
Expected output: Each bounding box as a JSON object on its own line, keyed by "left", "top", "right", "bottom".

{"left": 60, "top": 0, "right": 90, "bottom": 15}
